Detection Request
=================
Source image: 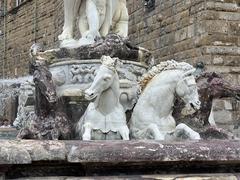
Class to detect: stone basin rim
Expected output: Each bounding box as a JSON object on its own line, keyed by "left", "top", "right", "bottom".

{"left": 0, "top": 140, "right": 240, "bottom": 165}
{"left": 49, "top": 59, "right": 148, "bottom": 68}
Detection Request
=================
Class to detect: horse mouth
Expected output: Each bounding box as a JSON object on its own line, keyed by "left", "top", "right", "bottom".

{"left": 85, "top": 93, "right": 98, "bottom": 101}
{"left": 190, "top": 102, "right": 200, "bottom": 110}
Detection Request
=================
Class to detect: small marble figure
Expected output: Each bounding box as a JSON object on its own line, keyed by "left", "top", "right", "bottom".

{"left": 76, "top": 56, "right": 129, "bottom": 140}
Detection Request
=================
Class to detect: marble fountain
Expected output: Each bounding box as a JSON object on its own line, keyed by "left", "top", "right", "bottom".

{"left": 0, "top": 0, "right": 240, "bottom": 179}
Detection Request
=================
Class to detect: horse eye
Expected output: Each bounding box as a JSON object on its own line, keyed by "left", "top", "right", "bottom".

{"left": 103, "top": 76, "right": 111, "bottom": 81}
{"left": 103, "top": 77, "right": 109, "bottom": 81}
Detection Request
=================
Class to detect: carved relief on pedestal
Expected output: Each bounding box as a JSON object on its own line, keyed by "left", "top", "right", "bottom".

{"left": 70, "top": 65, "right": 96, "bottom": 84}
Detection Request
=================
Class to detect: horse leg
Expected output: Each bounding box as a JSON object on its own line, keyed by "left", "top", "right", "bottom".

{"left": 146, "top": 123, "right": 165, "bottom": 140}
{"left": 82, "top": 123, "right": 92, "bottom": 140}
{"left": 175, "top": 123, "right": 201, "bottom": 140}
{"left": 118, "top": 126, "right": 130, "bottom": 140}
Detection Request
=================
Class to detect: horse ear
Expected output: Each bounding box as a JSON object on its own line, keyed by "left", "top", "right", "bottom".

{"left": 101, "top": 55, "right": 107, "bottom": 63}
{"left": 113, "top": 57, "right": 123, "bottom": 68}
{"left": 183, "top": 68, "right": 196, "bottom": 77}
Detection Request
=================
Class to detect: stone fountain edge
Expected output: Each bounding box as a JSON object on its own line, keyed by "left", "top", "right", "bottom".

{"left": 0, "top": 140, "right": 239, "bottom": 165}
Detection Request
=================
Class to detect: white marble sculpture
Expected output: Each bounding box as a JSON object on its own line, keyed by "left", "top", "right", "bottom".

{"left": 59, "top": 0, "right": 129, "bottom": 48}
{"left": 13, "top": 82, "right": 35, "bottom": 129}
{"left": 76, "top": 56, "right": 129, "bottom": 140}
{"left": 129, "top": 60, "right": 201, "bottom": 140}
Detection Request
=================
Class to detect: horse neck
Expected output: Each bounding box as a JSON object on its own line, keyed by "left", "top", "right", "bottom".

{"left": 35, "top": 87, "right": 52, "bottom": 117}
{"left": 144, "top": 71, "right": 181, "bottom": 116}
{"left": 95, "top": 74, "right": 120, "bottom": 115}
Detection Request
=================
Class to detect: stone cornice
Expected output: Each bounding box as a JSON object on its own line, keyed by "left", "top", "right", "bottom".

{"left": 0, "top": 140, "right": 240, "bottom": 165}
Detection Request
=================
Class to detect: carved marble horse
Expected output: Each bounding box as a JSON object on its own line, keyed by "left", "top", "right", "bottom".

{"left": 129, "top": 60, "right": 201, "bottom": 140}
{"left": 173, "top": 72, "right": 240, "bottom": 139}
{"left": 76, "top": 56, "right": 129, "bottom": 140}
{"left": 17, "top": 62, "right": 72, "bottom": 140}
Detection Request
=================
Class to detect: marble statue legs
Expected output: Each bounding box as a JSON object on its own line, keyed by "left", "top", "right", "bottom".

{"left": 59, "top": 0, "right": 129, "bottom": 48}
{"left": 58, "top": 0, "right": 81, "bottom": 43}
{"left": 59, "top": 0, "right": 101, "bottom": 48}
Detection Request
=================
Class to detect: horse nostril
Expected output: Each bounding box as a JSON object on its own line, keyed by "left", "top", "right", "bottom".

{"left": 190, "top": 103, "right": 194, "bottom": 109}
{"left": 90, "top": 93, "right": 94, "bottom": 97}
{"left": 85, "top": 90, "right": 94, "bottom": 96}
{"left": 197, "top": 101, "right": 201, "bottom": 105}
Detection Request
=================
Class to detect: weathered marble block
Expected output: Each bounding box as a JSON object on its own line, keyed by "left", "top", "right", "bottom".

{"left": 1, "top": 140, "right": 240, "bottom": 178}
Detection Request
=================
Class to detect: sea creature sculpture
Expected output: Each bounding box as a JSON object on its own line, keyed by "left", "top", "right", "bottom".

{"left": 129, "top": 60, "right": 201, "bottom": 140}
{"left": 76, "top": 56, "right": 129, "bottom": 140}
{"left": 17, "top": 62, "right": 72, "bottom": 140}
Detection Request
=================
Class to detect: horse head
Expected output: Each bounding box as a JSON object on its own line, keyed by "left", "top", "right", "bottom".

{"left": 85, "top": 56, "right": 120, "bottom": 100}
{"left": 176, "top": 69, "right": 201, "bottom": 111}
{"left": 33, "top": 63, "right": 57, "bottom": 104}
{"left": 200, "top": 72, "right": 240, "bottom": 100}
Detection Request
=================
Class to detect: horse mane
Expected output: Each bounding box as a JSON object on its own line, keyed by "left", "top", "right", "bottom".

{"left": 139, "top": 60, "right": 194, "bottom": 90}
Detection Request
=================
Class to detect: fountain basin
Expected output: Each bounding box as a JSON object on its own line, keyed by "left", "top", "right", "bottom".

{"left": 50, "top": 59, "right": 147, "bottom": 111}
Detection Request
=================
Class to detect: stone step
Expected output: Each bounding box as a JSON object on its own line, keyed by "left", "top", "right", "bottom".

{"left": 11, "top": 173, "right": 240, "bottom": 180}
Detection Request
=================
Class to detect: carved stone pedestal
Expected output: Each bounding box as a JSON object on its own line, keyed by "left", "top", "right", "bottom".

{"left": 0, "top": 140, "right": 240, "bottom": 179}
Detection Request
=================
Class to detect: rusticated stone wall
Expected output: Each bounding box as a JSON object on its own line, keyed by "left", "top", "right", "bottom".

{"left": 127, "top": 0, "right": 240, "bottom": 135}
{"left": 0, "top": 0, "right": 63, "bottom": 78}
{"left": 1, "top": 0, "right": 239, "bottom": 80}
{"left": 128, "top": 0, "right": 240, "bottom": 84}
